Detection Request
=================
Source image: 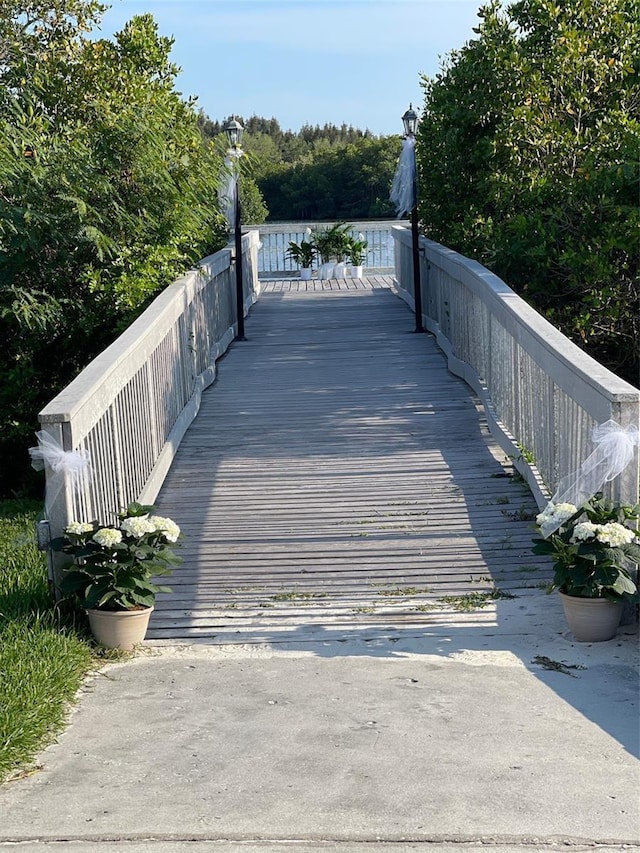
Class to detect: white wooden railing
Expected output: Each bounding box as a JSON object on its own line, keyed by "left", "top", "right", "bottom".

{"left": 393, "top": 226, "right": 640, "bottom": 508}
{"left": 38, "top": 231, "right": 260, "bottom": 582}
{"left": 254, "top": 219, "right": 407, "bottom": 276}
{"left": 38, "top": 223, "right": 638, "bottom": 589}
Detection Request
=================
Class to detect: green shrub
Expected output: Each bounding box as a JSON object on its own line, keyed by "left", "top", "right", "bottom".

{"left": 416, "top": 0, "right": 639, "bottom": 386}
{"left": 0, "top": 9, "right": 229, "bottom": 496}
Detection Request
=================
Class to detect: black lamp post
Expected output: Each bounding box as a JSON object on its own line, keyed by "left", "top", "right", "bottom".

{"left": 223, "top": 116, "right": 246, "bottom": 341}
{"left": 401, "top": 103, "right": 424, "bottom": 333}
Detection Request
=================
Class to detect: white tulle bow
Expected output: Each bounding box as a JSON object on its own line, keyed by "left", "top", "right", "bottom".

{"left": 390, "top": 136, "right": 417, "bottom": 218}
{"left": 29, "top": 431, "right": 90, "bottom": 476}
{"left": 218, "top": 150, "right": 242, "bottom": 232}
{"left": 539, "top": 419, "right": 640, "bottom": 537}
{"left": 29, "top": 431, "right": 91, "bottom": 519}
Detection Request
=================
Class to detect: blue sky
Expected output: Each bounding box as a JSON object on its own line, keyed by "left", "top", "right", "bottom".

{"left": 96, "top": 0, "right": 483, "bottom": 135}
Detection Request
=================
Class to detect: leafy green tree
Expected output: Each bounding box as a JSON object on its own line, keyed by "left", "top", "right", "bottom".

{"left": 0, "top": 0, "right": 106, "bottom": 98}
{"left": 416, "top": 0, "right": 639, "bottom": 385}
{"left": 239, "top": 178, "right": 268, "bottom": 226}
{"left": 0, "top": 4, "right": 228, "bottom": 495}
{"left": 240, "top": 131, "right": 283, "bottom": 179}
{"left": 258, "top": 135, "right": 402, "bottom": 220}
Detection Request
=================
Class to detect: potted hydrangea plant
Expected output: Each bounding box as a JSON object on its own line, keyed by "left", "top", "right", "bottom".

{"left": 533, "top": 494, "right": 640, "bottom": 641}
{"left": 53, "top": 502, "right": 181, "bottom": 649}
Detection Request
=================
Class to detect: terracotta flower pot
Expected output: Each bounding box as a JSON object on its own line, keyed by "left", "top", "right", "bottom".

{"left": 87, "top": 606, "right": 154, "bottom": 650}
{"left": 558, "top": 592, "right": 623, "bottom": 642}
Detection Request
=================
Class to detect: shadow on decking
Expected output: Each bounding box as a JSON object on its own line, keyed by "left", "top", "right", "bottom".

{"left": 153, "top": 284, "right": 639, "bottom": 756}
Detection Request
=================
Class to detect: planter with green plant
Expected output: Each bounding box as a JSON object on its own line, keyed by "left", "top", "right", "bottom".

{"left": 53, "top": 502, "right": 182, "bottom": 649}
{"left": 286, "top": 229, "right": 317, "bottom": 280}
{"left": 532, "top": 494, "right": 640, "bottom": 641}
{"left": 346, "top": 233, "right": 368, "bottom": 278}
{"left": 312, "top": 222, "right": 351, "bottom": 279}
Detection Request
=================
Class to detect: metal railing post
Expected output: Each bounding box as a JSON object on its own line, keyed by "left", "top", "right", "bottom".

{"left": 411, "top": 206, "right": 424, "bottom": 333}
{"left": 234, "top": 181, "right": 245, "bottom": 341}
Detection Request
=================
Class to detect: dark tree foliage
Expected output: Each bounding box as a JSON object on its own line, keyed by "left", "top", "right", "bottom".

{"left": 200, "top": 112, "right": 396, "bottom": 221}
{"left": 258, "top": 137, "right": 402, "bottom": 221}
{"left": 416, "top": 0, "right": 639, "bottom": 386}
{"left": 199, "top": 113, "right": 372, "bottom": 161}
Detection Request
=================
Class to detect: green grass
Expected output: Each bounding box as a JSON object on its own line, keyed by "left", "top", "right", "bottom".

{"left": 0, "top": 500, "right": 94, "bottom": 782}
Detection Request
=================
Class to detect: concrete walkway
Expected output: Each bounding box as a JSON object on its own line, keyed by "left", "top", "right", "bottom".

{"left": 0, "top": 600, "right": 638, "bottom": 851}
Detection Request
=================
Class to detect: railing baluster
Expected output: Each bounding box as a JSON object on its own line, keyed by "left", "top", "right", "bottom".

{"left": 393, "top": 225, "right": 640, "bottom": 507}
{"left": 253, "top": 220, "right": 408, "bottom": 277}
{"left": 37, "top": 233, "right": 260, "bottom": 591}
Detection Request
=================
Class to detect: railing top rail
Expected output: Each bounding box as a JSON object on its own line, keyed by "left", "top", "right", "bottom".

{"left": 393, "top": 226, "right": 639, "bottom": 406}
{"left": 250, "top": 219, "right": 409, "bottom": 233}
{"left": 39, "top": 267, "right": 202, "bottom": 425}
{"left": 39, "top": 231, "right": 259, "bottom": 428}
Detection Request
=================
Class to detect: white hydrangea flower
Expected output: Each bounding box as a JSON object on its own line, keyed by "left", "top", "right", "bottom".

{"left": 93, "top": 527, "right": 123, "bottom": 548}
{"left": 570, "top": 522, "right": 598, "bottom": 542}
{"left": 554, "top": 503, "right": 578, "bottom": 520}
{"left": 595, "top": 522, "right": 635, "bottom": 547}
{"left": 148, "top": 515, "right": 181, "bottom": 543}
{"left": 536, "top": 502, "right": 577, "bottom": 527}
{"left": 66, "top": 521, "right": 94, "bottom": 535}
{"left": 536, "top": 503, "right": 558, "bottom": 525}
{"left": 120, "top": 515, "right": 155, "bottom": 538}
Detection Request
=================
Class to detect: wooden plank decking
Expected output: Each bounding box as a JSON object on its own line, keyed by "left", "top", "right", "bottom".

{"left": 149, "top": 276, "right": 551, "bottom": 644}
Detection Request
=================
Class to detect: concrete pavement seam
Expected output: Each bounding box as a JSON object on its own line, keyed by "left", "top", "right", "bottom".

{"left": 0, "top": 834, "right": 638, "bottom": 848}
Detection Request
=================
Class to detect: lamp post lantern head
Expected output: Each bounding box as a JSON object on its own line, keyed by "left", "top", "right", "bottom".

{"left": 401, "top": 103, "right": 419, "bottom": 137}
{"left": 223, "top": 116, "right": 244, "bottom": 149}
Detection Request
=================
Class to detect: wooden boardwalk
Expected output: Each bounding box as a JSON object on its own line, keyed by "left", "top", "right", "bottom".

{"left": 150, "top": 276, "right": 551, "bottom": 644}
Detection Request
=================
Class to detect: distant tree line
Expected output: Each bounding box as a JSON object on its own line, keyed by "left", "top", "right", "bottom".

{"left": 199, "top": 114, "right": 402, "bottom": 221}
{"left": 416, "top": 0, "right": 639, "bottom": 386}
